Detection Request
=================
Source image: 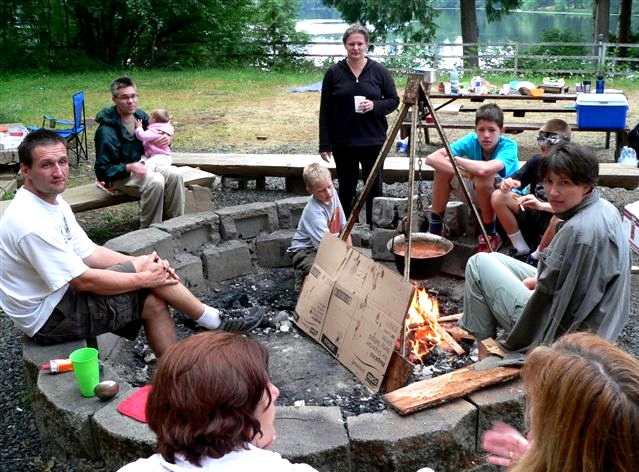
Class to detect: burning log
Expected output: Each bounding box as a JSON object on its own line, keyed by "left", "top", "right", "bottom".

{"left": 443, "top": 325, "right": 475, "bottom": 343}
{"left": 437, "top": 313, "right": 463, "bottom": 322}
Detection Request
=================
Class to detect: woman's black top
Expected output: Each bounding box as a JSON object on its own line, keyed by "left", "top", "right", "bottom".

{"left": 319, "top": 58, "right": 399, "bottom": 153}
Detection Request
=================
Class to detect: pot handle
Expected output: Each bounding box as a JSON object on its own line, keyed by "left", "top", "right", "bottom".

{"left": 391, "top": 216, "right": 410, "bottom": 254}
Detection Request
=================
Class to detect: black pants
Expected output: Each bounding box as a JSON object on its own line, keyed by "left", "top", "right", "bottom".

{"left": 333, "top": 144, "right": 383, "bottom": 226}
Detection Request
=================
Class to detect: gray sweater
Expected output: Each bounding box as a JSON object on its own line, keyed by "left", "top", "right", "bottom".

{"left": 504, "top": 190, "right": 631, "bottom": 351}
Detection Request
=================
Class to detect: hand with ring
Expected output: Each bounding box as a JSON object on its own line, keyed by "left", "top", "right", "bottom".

{"left": 482, "top": 422, "right": 530, "bottom": 467}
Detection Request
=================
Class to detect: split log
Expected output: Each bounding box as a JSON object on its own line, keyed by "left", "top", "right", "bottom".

{"left": 384, "top": 364, "right": 520, "bottom": 415}
{"left": 381, "top": 351, "right": 413, "bottom": 393}
{"left": 478, "top": 338, "right": 507, "bottom": 359}
{"left": 438, "top": 313, "right": 463, "bottom": 322}
{"left": 444, "top": 325, "right": 475, "bottom": 342}
{"left": 439, "top": 328, "right": 466, "bottom": 355}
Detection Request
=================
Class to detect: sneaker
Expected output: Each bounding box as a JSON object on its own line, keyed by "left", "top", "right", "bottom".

{"left": 526, "top": 254, "right": 539, "bottom": 267}
{"left": 219, "top": 307, "right": 265, "bottom": 333}
{"left": 476, "top": 233, "right": 502, "bottom": 253}
{"left": 507, "top": 247, "right": 530, "bottom": 262}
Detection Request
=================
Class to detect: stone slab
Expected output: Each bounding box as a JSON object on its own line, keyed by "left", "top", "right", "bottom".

{"left": 273, "top": 406, "right": 350, "bottom": 472}
{"left": 92, "top": 383, "right": 157, "bottom": 471}
{"left": 201, "top": 240, "right": 253, "bottom": 283}
{"left": 32, "top": 364, "right": 123, "bottom": 461}
{"left": 467, "top": 379, "right": 525, "bottom": 447}
{"left": 173, "top": 251, "right": 206, "bottom": 294}
{"left": 152, "top": 211, "right": 220, "bottom": 253}
{"left": 371, "top": 228, "right": 396, "bottom": 262}
{"left": 215, "top": 202, "right": 279, "bottom": 240}
{"left": 347, "top": 400, "right": 477, "bottom": 472}
{"left": 276, "top": 196, "right": 308, "bottom": 229}
{"left": 256, "top": 230, "right": 295, "bottom": 268}
{"left": 105, "top": 228, "right": 174, "bottom": 260}
{"left": 22, "top": 337, "right": 86, "bottom": 388}
{"left": 97, "top": 333, "right": 127, "bottom": 363}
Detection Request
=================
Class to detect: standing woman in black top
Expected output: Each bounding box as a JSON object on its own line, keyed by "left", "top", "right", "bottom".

{"left": 319, "top": 24, "right": 399, "bottom": 227}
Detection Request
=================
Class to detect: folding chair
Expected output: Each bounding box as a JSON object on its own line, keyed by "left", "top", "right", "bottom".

{"left": 42, "top": 91, "right": 88, "bottom": 165}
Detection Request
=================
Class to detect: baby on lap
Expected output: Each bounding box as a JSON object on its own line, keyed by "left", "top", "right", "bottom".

{"left": 135, "top": 108, "right": 174, "bottom": 171}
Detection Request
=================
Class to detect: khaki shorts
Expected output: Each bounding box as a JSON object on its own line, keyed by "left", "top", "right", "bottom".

{"left": 32, "top": 262, "right": 147, "bottom": 345}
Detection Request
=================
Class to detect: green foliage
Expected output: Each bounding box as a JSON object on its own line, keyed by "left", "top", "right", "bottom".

{"left": 0, "top": 0, "right": 308, "bottom": 70}
{"left": 321, "top": 0, "right": 439, "bottom": 43}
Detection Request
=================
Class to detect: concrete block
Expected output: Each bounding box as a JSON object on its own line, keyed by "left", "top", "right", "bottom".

{"left": 32, "top": 364, "right": 123, "bottom": 461}
{"left": 215, "top": 202, "right": 279, "bottom": 240}
{"left": 372, "top": 196, "right": 429, "bottom": 230}
{"left": 424, "top": 200, "right": 468, "bottom": 238}
{"left": 173, "top": 252, "right": 206, "bottom": 294}
{"left": 351, "top": 223, "right": 372, "bottom": 248}
{"left": 371, "top": 228, "right": 396, "bottom": 262}
{"left": 22, "top": 337, "right": 86, "bottom": 388}
{"left": 97, "top": 333, "right": 127, "bottom": 363}
{"left": 104, "top": 228, "right": 174, "bottom": 260}
{"left": 347, "top": 400, "right": 477, "bottom": 472}
{"left": 467, "top": 380, "right": 525, "bottom": 448}
{"left": 185, "top": 184, "right": 213, "bottom": 214}
{"left": 276, "top": 196, "right": 308, "bottom": 229}
{"left": 273, "top": 406, "right": 350, "bottom": 472}
{"left": 92, "top": 383, "right": 156, "bottom": 471}
{"left": 285, "top": 176, "right": 307, "bottom": 194}
{"left": 152, "top": 212, "right": 220, "bottom": 253}
{"left": 201, "top": 240, "right": 253, "bottom": 283}
{"left": 256, "top": 230, "right": 295, "bottom": 268}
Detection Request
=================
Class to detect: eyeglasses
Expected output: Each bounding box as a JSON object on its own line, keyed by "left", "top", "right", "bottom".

{"left": 536, "top": 132, "right": 565, "bottom": 146}
{"left": 115, "top": 93, "right": 138, "bottom": 100}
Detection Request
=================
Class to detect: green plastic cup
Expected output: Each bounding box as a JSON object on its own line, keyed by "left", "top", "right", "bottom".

{"left": 69, "top": 347, "right": 100, "bottom": 397}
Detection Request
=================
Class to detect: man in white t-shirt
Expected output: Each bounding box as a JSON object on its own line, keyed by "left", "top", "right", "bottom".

{"left": 0, "top": 130, "right": 263, "bottom": 356}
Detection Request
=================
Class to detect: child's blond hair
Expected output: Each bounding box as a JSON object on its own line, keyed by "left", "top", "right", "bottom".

{"left": 302, "top": 163, "right": 331, "bottom": 189}
{"left": 150, "top": 109, "right": 171, "bottom": 123}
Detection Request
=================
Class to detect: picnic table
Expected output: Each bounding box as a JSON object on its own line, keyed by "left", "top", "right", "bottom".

{"left": 412, "top": 92, "right": 630, "bottom": 158}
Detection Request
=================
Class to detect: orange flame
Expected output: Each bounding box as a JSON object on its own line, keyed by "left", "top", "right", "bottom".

{"left": 404, "top": 288, "right": 448, "bottom": 363}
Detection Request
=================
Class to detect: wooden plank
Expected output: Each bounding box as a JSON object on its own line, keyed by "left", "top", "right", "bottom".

{"left": 438, "top": 313, "right": 463, "bottom": 322}
{"left": 172, "top": 153, "right": 639, "bottom": 189}
{"left": 479, "top": 338, "right": 507, "bottom": 359}
{"left": 383, "top": 364, "right": 520, "bottom": 415}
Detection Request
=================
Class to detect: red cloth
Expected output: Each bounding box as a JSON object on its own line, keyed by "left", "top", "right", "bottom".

{"left": 116, "top": 385, "right": 152, "bottom": 423}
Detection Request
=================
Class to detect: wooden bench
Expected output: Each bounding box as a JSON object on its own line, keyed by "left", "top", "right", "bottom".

{"left": 0, "top": 166, "right": 215, "bottom": 217}
{"left": 170, "top": 153, "right": 639, "bottom": 190}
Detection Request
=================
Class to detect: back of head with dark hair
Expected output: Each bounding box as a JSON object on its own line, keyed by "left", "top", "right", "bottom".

{"left": 147, "top": 332, "right": 271, "bottom": 466}
{"left": 475, "top": 103, "right": 504, "bottom": 128}
{"left": 110, "top": 76, "right": 136, "bottom": 97}
{"left": 18, "top": 129, "right": 66, "bottom": 167}
{"left": 539, "top": 142, "right": 598, "bottom": 187}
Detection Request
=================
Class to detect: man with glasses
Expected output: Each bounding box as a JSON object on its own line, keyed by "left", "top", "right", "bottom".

{"left": 490, "top": 119, "right": 571, "bottom": 261}
{"left": 95, "top": 77, "right": 185, "bottom": 228}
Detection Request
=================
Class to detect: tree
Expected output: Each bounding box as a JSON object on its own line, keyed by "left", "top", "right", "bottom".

{"left": 617, "top": 0, "right": 633, "bottom": 57}
{"left": 592, "top": 0, "right": 610, "bottom": 56}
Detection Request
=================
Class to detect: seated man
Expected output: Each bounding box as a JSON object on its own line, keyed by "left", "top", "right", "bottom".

{"left": 461, "top": 143, "right": 630, "bottom": 352}
{"left": 288, "top": 163, "right": 347, "bottom": 290}
{"left": 490, "top": 119, "right": 571, "bottom": 260}
{"left": 0, "top": 130, "right": 262, "bottom": 357}
{"left": 94, "top": 76, "right": 184, "bottom": 228}
{"left": 425, "top": 103, "right": 519, "bottom": 252}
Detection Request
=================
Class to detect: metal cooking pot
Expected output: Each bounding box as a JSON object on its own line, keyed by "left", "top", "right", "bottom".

{"left": 387, "top": 232, "right": 454, "bottom": 279}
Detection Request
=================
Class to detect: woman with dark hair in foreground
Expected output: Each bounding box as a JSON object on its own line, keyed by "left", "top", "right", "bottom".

{"left": 118, "top": 332, "right": 317, "bottom": 471}
{"left": 483, "top": 332, "right": 639, "bottom": 471}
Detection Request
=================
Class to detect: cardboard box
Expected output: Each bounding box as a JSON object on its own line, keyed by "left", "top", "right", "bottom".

{"left": 294, "top": 234, "right": 414, "bottom": 392}
{"left": 576, "top": 93, "right": 628, "bottom": 129}
{"left": 622, "top": 201, "right": 639, "bottom": 255}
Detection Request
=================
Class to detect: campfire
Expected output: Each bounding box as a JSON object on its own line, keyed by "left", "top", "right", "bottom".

{"left": 402, "top": 288, "right": 466, "bottom": 364}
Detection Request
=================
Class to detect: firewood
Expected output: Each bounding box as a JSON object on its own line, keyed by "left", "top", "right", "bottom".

{"left": 439, "top": 327, "right": 466, "bottom": 355}
{"left": 444, "top": 325, "right": 475, "bottom": 342}
{"left": 383, "top": 364, "right": 520, "bottom": 415}
{"left": 478, "top": 338, "right": 507, "bottom": 359}
{"left": 438, "top": 313, "right": 463, "bottom": 322}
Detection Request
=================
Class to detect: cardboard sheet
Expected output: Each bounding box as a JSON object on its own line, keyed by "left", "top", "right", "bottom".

{"left": 294, "top": 234, "right": 414, "bottom": 392}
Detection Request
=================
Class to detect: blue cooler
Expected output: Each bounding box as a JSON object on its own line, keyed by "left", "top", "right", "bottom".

{"left": 576, "top": 93, "right": 629, "bottom": 129}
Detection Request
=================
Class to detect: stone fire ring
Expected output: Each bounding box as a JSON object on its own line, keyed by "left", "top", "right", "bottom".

{"left": 22, "top": 198, "right": 524, "bottom": 472}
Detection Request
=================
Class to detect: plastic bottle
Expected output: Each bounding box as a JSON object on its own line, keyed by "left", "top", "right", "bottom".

{"left": 619, "top": 146, "right": 638, "bottom": 167}
{"left": 596, "top": 74, "right": 605, "bottom": 94}
{"left": 450, "top": 68, "right": 459, "bottom": 95}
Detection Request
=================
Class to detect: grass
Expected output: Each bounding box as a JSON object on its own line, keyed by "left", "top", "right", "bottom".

{"left": 1, "top": 67, "right": 637, "bottom": 154}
